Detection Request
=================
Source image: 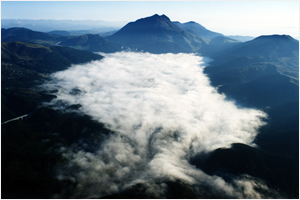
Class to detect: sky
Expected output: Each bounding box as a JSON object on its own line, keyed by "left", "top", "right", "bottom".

{"left": 1, "top": 1, "right": 299, "bottom": 38}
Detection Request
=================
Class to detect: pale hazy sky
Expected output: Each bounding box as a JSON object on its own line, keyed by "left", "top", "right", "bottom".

{"left": 1, "top": 1, "right": 299, "bottom": 37}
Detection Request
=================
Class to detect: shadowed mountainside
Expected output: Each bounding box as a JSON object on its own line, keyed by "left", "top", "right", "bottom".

{"left": 2, "top": 41, "right": 103, "bottom": 73}
{"left": 198, "top": 34, "right": 299, "bottom": 198}
{"left": 205, "top": 34, "right": 299, "bottom": 108}
{"left": 1, "top": 41, "right": 103, "bottom": 122}
{"left": 2, "top": 27, "right": 64, "bottom": 46}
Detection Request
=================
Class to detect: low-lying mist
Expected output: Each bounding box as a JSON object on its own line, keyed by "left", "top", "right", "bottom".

{"left": 42, "top": 52, "right": 276, "bottom": 198}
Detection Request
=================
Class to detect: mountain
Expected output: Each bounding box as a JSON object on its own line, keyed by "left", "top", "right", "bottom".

{"left": 98, "top": 30, "right": 118, "bottom": 37}
{"left": 226, "top": 35, "right": 255, "bottom": 42}
{"left": 48, "top": 29, "right": 119, "bottom": 37}
{"left": 107, "top": 14, "right": 208, "bottom": 54}
{"left": 173, "top": 21, "right": 223, "bottom": 39}
{"left": 200, "top": 35, "right": 241, "bottom": 56}
{"left": 191, "top": 143, "right": 299, "bottom": 198}
{"left": 171, "top": 21, "right": 242, "bottom": 56}
{"left": 202, "top": 35, "right": 299, "bottom": 197}
{"left": 59, "top": 34, "right": 124, "bottom": 53}
{"left": 47, "top": 30, "right": 71, "bottom": 36}
{"left": 217, "top": 35, "right": 299, "bottom": 62}
{"left": 209, "top": 34, "right": 299, "bottom": 82}
{"left": 2, "top": 27, "right": 125, "bottom": 53}
{"left": 1, "top": 19, "right": 125, "bottom": 33}
{"left": 1, "top": 41, "right": 103, "bottom": 122}
{"left": 205, "top": 34, "right": 299, "bottom": 107}
{"left": 1, "top": 17, "right": 241, "bottom": 56}
{"left": 2, "top": 27, "right": 64, "bottom": 46}
{"left": 1, "top": 41, "right": 103, "bottom": 74}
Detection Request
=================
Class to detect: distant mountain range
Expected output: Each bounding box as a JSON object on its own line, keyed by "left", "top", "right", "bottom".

{"left": 2, "top": 14, "right": 298, "bottom": 108}
{"left": 1, "top": 19, "right": 125, "bottom": 32}
{"left": 106, "top": 14, "right": 242, "bottom": 54}
{"left": 2, "top": 27, "right": 124, "bottom": 53}
{"left": 2, "top": 14, "right": 298, "bottom": 100}
{"left": 2, "top": 14, "right": 241, "bottom": 55}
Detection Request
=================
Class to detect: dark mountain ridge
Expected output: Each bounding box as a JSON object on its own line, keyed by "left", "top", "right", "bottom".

{"left": 225, "top": 35, "right": 299, "bottom": 60}
{"left": 47, "top": 30, "right": 71, "bottom": 36}
{"left": 201, "top": 34, "right": 298, "bottom": 198}
{"left": 2, "top": 27, "right": 64, "bottom": 46}
{"left": 173, "top": 21, "right": 223, "bottom": 39}
{"left": 2, "top": 41, "right": 103, "bottom": 73}
{"left": 207, "top": 34, "right": 299, "bottom": 84}
{"left": 2, "top": 27, "right": 124, "bottom": 53}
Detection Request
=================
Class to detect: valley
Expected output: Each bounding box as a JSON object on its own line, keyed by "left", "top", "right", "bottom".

{"left": 1, "top": 14, "right": 299, "bottom": 198}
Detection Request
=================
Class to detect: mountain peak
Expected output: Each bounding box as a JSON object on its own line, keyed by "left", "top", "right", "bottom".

{"left": 151, "top": 14, "right": 168, "bottom": 18}
{"left": 138, "top": 14, "right": 171, "bottom": 23}
{"left": 186, "top": 21, "right": 197, "bottom": 24}
{"left": 107, "top": 14, "right": 209, "bottom": 54}
{"left": 111, "top": 14, "right": 182, "bottom": 37}
{"left": 252, "top": 34, "right": 298, "bottom": 43}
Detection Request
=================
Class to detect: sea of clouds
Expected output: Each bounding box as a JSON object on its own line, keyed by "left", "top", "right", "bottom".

{"left": 42, "top": 52, "right": 278, "bottom": 198}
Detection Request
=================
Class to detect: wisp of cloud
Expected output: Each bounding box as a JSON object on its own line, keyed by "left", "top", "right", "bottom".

{"left": 42, "top": 52, "right": 275, "bottom": 198}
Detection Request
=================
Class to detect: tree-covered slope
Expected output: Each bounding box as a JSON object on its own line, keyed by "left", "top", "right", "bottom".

{"left": 205, "top": 35, "right": 299, "bottom": 108}
{"left": 2, "top": 27, "right": 64, "bottom": 46}
{"left": 1, "top": 41, "right": 103, "bottom": 121}
{"left": 2, "top": 41, "right": 103, "bottom": 73}
{"left": 208, "top": 35, "right": 299, "bottom": 82}
{"left": 199, "top": 34, "right": 299, "bottom": 198}
{"left": 59, "top": 34, "right": 124, "bottom": 53}
{"left": 2, "top": 27, "right": 125, "bottom": 53}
